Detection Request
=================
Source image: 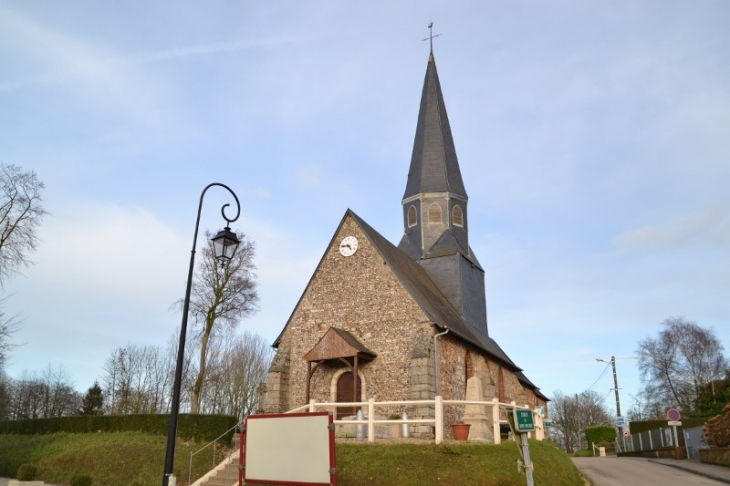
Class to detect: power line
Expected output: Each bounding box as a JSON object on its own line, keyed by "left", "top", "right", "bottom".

{"left": 587, "top": 363, "right": 610, "bottom": 391}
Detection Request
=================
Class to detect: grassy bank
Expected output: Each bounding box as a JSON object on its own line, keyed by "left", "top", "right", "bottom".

{"left": 0, "top": 432, "right": 231, "bottom": 485}
{"left": 333, "top": 440, "right": 585, "bottom": 486}
{"left": 0, "top": 433, "right": 585, "bottom": 486}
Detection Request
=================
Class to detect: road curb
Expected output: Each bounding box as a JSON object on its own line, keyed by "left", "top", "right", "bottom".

{"left": 647, "top": 459, "right": 730, "bottom": 485}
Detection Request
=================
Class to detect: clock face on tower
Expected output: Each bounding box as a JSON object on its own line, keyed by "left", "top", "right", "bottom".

{"left": 339, "top": 236, "right": 359, "bottom": 257}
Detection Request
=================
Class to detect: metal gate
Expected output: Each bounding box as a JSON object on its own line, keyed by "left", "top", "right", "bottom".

{"left": 684, "top": 426, "right": 707, "bottom": 461}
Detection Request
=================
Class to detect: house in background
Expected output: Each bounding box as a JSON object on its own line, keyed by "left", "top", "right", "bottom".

{"left": 264, "top": 50, "right": 548, "bottom": 441}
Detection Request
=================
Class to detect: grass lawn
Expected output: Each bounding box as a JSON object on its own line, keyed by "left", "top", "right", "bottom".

{"left": 0, "top": 433, "right": 586, "bottom": 486}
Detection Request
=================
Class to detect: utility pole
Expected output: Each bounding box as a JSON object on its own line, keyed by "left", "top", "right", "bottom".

{"left": 597, "top": 356, "right": 623, "bottom": 437}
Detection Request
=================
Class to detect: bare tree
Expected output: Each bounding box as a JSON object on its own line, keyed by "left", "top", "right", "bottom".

{"left": 195, "top": 329, "right": 271, "bottom": 419}
{"left": 0, "top": 163, "right": 48, "bottom": 284}
{"left": 625, "top": 393, "right": 665, "bottom": 422}
{"left": 0, "top": 370, "right": 10, "bottom": 420}
{"left": 102, "top": 343, "right": 174, "bottom": 414}
{"left": 550, "top": 390, "right": 611, "bottom": 452}
{"left": 220, "top": 330, "right": 271, "bottom": 418}
{"left": 637, "top": 317, "right": 727, "bottom": 415}
{"left": 182, "top": 230, "right": 258, "bottom": 414}
{"left": 6, "top": 366, "right": 79, "bottom": 419}
{"left": 0, "top": 164, "right": 48, "bottom": 372}
{"left": 0, "top": 306, "right": 20, "bottom": 370}
{"left": 98, "top": 326, "right": 270, "bottom": 417}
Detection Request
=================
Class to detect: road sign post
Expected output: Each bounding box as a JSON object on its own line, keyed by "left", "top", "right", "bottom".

{"left": 506, "top": 407, "right": 535, "bottom": 486}
{"left": 514, "top": 408, "right": 535, "bottom": 433}
{"left": 519, "top": 431, "right": 535, "bottom": 486}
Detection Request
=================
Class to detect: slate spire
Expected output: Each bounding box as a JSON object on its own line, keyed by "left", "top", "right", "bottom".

{"left": 400, "top": 52, "right": 469, "bottom": 260}
{"left": 398, "top": 52, "right": 489, "bottom": 340}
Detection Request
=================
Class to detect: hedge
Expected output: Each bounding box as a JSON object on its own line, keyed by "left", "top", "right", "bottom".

{"left": 0, "top": 414, "right": 237, "bottom": 443}
{"left": 585, "top": 425, "right": 615, "bottom": 445}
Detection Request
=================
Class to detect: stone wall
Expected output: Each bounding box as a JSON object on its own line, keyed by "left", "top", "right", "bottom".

{"left": 266, "top": 216, "right": 435, "bottom": 413}
{"left": 264, "top": 214, "right": 547, "bottom": 440}
{"left": 700, "top": 403, "right": 730, "bottom": 467}
{"left": 700, "top": 447, "right": 730, "bottom": 467}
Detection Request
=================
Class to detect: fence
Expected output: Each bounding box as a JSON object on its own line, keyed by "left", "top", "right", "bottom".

{"left": 189, "top": 397, "right": 545, "bottom": 485}
{"left": 287, "top": 396, "right": 545, "bottom": 445}
{"left": 616, "top": 425, "right": 684, "bottom": 455}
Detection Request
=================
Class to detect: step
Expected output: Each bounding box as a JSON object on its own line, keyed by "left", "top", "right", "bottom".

{"left": 200, "top": 463, "right": 239, "bottom": 486}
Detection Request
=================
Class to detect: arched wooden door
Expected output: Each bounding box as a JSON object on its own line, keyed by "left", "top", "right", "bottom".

{"left": 336, "top": 371, "right": 362, "bottom": 419}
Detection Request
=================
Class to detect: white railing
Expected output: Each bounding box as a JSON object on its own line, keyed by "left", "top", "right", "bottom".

{"left": 287, "top": 396, "right": 543, "bottom": 445}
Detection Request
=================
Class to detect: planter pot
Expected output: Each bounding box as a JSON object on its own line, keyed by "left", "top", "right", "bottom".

{"left": 452, "top": 423, "right": 471, "bottom": 441}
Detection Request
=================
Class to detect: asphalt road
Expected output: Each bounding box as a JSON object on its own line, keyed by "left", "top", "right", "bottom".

{"left": 572, "top": 456, "right": 727, "bottom": 486}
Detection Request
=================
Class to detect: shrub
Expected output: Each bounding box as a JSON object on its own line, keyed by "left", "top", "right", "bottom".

{"left": 585, "top": 425, "right": 615, "bottom": 446}
{"left": 17, "top": 463, "right": 38, "bottom": 480}
{"left": 70, "top": 474, "right": 93, "bottom": 486}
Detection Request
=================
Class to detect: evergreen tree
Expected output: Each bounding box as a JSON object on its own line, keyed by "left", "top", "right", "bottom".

{"left": 80, "top": 381, "right": 104, "bottom": 415}
{"left": 696, "top": 369, "right": 730, "bottom": 417}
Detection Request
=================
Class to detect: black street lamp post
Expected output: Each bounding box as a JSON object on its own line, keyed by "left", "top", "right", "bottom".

{"left": 162, "top": 183, "right": 241, "bottom": 486}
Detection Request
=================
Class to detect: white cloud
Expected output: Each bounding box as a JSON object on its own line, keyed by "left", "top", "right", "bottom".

{"left": 613, "top": 204, "right": 730, "bottom": 253}
{"left": 31, "top": 203, "right": 186, "bottom": 295}
{"left": 0, "top": 8, "right": 180, "bottom": 132}
{"left": 295, "top": 164, "right": 323, "bottom": 189}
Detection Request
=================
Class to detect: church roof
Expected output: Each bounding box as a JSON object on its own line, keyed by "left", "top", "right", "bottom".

{"left": 347, "top": 210, "right": 519, "bottom": 370}
{"left": 304, "top": 327, "right": 377, "bottom": 362}
{"left": 272, "top": 209, "right": 518, "bottom": 370}
{"left": 402, "top": 52, "right": 467, "bottom": 202}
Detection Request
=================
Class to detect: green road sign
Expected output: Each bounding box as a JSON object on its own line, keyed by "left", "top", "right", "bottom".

{"left": 544, "top": 420, "right": 552, "bottom": 428}
{"left": 514, "top": 408, "right": 535, "bottom": 432}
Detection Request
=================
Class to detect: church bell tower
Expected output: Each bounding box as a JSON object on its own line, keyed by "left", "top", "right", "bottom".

{"left": 398, "top": 50, "right": 490, "bottom": 341}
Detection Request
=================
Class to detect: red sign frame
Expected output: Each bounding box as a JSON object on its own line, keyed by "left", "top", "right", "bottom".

{"left": 239, "top": 412, "right": 336, "bottom": 486}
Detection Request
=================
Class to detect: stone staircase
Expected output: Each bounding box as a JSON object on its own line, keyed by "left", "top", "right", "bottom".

{"left": 190, "top": 451, "right": 239, "bottom": 486}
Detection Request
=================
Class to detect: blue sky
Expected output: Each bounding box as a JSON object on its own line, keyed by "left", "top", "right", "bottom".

{"left": 1, "top": 1, "right": 729, "bottom": 417}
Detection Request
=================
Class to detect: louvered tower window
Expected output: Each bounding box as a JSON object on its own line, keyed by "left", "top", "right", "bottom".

{"left": 428, "top": 203, "right": 442, "bottom": 223}
{"left": 452, "top": 205, "right": 464, "bottom": 227}
{"left": 408, "top": 205, "right": 417, "bottom": 227}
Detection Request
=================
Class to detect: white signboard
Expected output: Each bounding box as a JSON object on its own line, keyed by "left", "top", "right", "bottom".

{"left": 242, "top": 412, "right": 336, "bottom": 486}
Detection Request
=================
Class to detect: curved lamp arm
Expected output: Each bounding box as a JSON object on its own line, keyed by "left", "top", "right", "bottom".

{"left": 163, "top": 182, "right": 241, "bottom": 486}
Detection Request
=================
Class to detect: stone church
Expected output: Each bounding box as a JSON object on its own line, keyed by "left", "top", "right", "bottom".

{"left": 264, "top": 51, "right": 548, "bottom": 440}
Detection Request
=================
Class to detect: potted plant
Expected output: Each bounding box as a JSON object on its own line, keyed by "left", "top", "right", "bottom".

{"left": 451, "top": 411, "right": 470, "bottom": 441}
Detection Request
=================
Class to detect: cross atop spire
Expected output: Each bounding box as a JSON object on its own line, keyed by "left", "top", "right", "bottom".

{"left": 422, "top": 22, "right": 441, "bottom": 54}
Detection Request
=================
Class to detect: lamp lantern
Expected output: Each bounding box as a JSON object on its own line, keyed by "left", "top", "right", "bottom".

{"left": 212, "top": 226, "right": 240, "bottom": 263}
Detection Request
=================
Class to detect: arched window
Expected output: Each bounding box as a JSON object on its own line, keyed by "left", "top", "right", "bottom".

{"left": 407, "top": 205, "right": 417, "bottom": 227}
{"left": 428, "top": 203, "right": 442, "bottom": 224}
{"left": 452, "top": 205, "right": 464, "bottom": 227}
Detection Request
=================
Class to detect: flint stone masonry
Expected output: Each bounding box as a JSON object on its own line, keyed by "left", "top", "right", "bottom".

{"left": 265, "top": 216, "right": 546, "bottom": 439}
{"left": 267, "top": 219, "right": 429, "bottom": 412}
